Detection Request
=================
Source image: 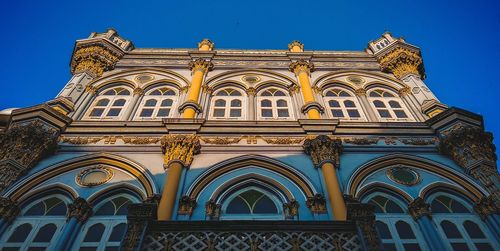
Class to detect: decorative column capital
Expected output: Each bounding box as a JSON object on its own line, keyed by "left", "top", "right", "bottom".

{"left": 177, "top": 196, "right": 197, "bottom": 216}
{"left": 68, "top": 197, "right": 93, "bottom": 222}
{"left": 398, "top": 86, "right": 411, "bottom": 97}
{"left": 133, "top": 87, "right": 144, "bottom": 96}
{"left": 378, "top": 47, "right": 424, "bottom": 79}
{"left": 289, "top": 60, "right": 315, "bottom": 76}
{"left": 474, "top": 195, "right": 499, "bottom": 220}
{"left": 288, "top": 40, "right": 304, "bottom": 52}
{"left": 198, "top": 39, "right": 214, "bottom": 51}
{"left": 303, "top": 135, "right": 343, "bottom": 168}
{"left": 0, "top": 197, "right": 20, "bottom": 223}
{"left": 246, "top": 87, "right": 256, "bottom": 96}
{"left": 306, "top": 194, "right": 327, "bottom": 214}
{"left": 355, "top": 88, "right": 367, "bottom": 96}
{"left": 188, "top": 58, "right": 214, "bottom": 73}
{"left": 84, "top": 85, "right": 97, "bottom": 94}
{"left": 283, "top": 199, "right": 300, "bottom": 218}
{"left": 408, "top": 197, "right": 431, "bottom": 220}
{"left": 205, "top": 199, "right": 221, "bottom": 220}
{"left": 143, "top": 194, "right": 161, "bottom": 204}
{"left": 160, "top": 134, "right": 201, "bottom": 168}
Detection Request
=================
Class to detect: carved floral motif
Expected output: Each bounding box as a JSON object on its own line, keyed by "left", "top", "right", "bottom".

{"left": 160, "top": 134, "right": 201, "bottom": 167}
{"left": 283, "top": 199, "right": 300, "bottom": 218}
{"left": 177, "top": 196, "right": 197, "bottom": 216}
{"left": 205, "top": 199, "right": 221, "bottom": 220}
{"left": 474, "top": 195, "right": 499, "bottom": 220}
{"left": 407, "top": 197, "right": 431, "bottom": 220}
{"left": 262, "top": 137, "right": 304, "bottom": 145}
{"left": 200, "top": 137, "right": 242, "bottom": 145}
{"left": 379, "top": 47, "right": 424, "bottom": 79}
{"left": 68, "top": 197, "right": 93, "bottom": 222}
{"left": 343, "top": 137, "right": 378, "bottom": 145}
{"left": 306, "top": 194, "right": 327, "bottom": 214}
{"left": 71, "top": 45, "right": 121, "bottom": 77}
{"left": 289, "top": 60, "right": 315, "bottom": 76}
{"left": 188, "top": 58, "right": 214, "bottom": 73}
{"left": 303, "top": 135, "right": 343, "bottom": 168}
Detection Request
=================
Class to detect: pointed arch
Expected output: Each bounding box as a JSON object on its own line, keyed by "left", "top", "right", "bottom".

{"left": 6, "top": 153, "right": 157, "bottom": 200}
{"left": 314, "top": 70, "right": 406, "bottom": 91}
{"left": 356, "top": 181, "right": 413, "bottom": 203}
{"left": 347, "top": 154, "right": 487, "bottom": 202}
{"left": 15, "top": 183, "right": 78, "bottom": 203}
{"left": 420, "top": 181, "right": 479, "bottom": 204}
{"left": 186, "top": 155, "right": 316, "bottom": 200}
{"left": 204, "top": 69, "right": 298, "bottom": 90}
{"left": 90, "top": 68, "right": 190, "bottom": 89}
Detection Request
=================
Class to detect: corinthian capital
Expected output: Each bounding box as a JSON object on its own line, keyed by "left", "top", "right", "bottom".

{"left": 408, "top": 197, "right": 431, "bottom": 220}
{"left": 379, "top": 47, "right": 424, "bottom": 79}
{"left": 303, "top": 135, "right": 343, "bottom": 168}
{"left": 68, "top": 197, "right": 93, "bottom": 222}
{"left": 0, "top": 197, "right": 20, "bottom": 223}
{"left": 160, "top": 134, "right": 201, "bottom": 168}
{"left": 289, "top": 60, "right": 315, "bottom": 76}
{"left": 188, "top": 58, "right": 214, "bottom": 73}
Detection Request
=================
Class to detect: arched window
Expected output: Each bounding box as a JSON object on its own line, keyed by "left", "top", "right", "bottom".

{"left": 210, "top": 88, "right": 246, "bottom": 119}
{"left": 74, "top": 194, "right": 139, "bottom": 251}
{"left": 85, "top": 86, "right": 132, "bottom": 120}
{"left": 0, "top": 195, "right": 69, "bottom": 250}
{"left": 366, "top": 194, "right": 427, "bottom": 251}
{"left": 368, "top": 89, "right": 413, "bottom": 121}
{"left": 323, "top": 88, "right": 365, "bottom": 120}
{"left": 135, "top": 86, "right": 178, "bottom": 119}
{"left": 221, "top": 186, "right": 283, "bottom": 220}
{"left": 256, "top": 88, "right": 293, "bottom": 120}
{"left": 429, "top": 194, "right": 498, "bottom": 250}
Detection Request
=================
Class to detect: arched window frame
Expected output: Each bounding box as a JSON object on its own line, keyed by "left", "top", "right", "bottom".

{"left": 363, "top": 192, "right": 428, "bottom": 251}
{"left": 220, "top": 186, "right": 284, "bottom": 220}
{"left": 134, "top": 86, "right": 179, "bottom": 120}
{"left": 256, "top": 87, "right": 294, "bottom": 120}
{"left": 73, "top": 193, "right": 140, "bottom": 251}
{"left": 322, "top": 87, "right": 366, "bottom": 121}
{"left": 209, "top": 87, "right": 247, "bottom": 120}
{"left": 367, "top": 88, "right": 414, "bottom": 122}
{"left": 0, "top": 194, "right": 70, "bottom": 250}
{"left": 427, "top": 192, "right": 499, "bottom": 251}
{"left": 84, "top": 86, "right": 133, "bottom": 120}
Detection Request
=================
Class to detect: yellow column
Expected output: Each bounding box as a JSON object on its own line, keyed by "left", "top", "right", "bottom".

{"left": 303, "top": 135, "right": 347, "bottom": 220}
{"left": 182, "top": 58, "right": 214, "bottom": 118}
{"left": 157, "top": 135, "right": 201, "bottom": 220}
{"left": 289, "top": 60, "right": 321, "bottom": 119}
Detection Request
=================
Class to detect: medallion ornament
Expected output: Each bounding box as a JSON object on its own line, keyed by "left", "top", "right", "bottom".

{"left": 386, "top": 165, "right": 420, "bottom": 186}
{"left": 76, "top": 165, "right": 114, "bottom": 187}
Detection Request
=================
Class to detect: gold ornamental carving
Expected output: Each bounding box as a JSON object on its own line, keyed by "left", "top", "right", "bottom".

{"left": 398, "top": 86, "right": 411, "bottom": 96}
{"left": 188, "top": 58, "right": 214, "bottom": 73}
{"left": 200, "top": 137, "right": 242, "bottom": 145}
{"left": 343, "top": 137, "right": 378, "bottom": 145}
{"left": 198, "top": 39, "right": 214, "bottom": 51}
{"left": 288, "top": 40, "right": 304, "bottom": 51}
{"left": 160, "top": 134, "right": 201, "bottom": 167}
{"left": 262, "top": 137, "right": 304, "bottom": 145}
{"left": 71, "top": 45, "right": 121, "bottom": 78}
{"left": 289, "top": 60, "right": 315, "bottom": 76}
{"left": 68, "top": 197, "right": 93, "bottom": 222}
{"left": 379, "top": 48, "right": 424, "bottom": 79}
{"left": 354, "top": 89, "right": 367, "bottom": 96}
{"left": 303, "top": 135, "right": 343, "bottom": 168}
{"left": 408, "top": 197, "right": 431, "bottom": 220}
{"left": 122, "top": 136, "right": 161, "bottom": 145}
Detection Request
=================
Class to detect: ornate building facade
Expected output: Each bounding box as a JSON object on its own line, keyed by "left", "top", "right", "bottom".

{"left": 0, "top": 29, "right": 498, "bottom": 251}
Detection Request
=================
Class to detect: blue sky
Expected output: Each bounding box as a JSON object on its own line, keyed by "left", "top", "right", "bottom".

{"left": 1, "top": 0, "right": 499, "bottom": 161}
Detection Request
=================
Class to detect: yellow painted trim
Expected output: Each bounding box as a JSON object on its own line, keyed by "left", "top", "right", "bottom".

{"left": 182, "top": 70, "right": 205, "bottom": 118}
{"left": 322, "top": 163, "right": 347, "bottom": 220}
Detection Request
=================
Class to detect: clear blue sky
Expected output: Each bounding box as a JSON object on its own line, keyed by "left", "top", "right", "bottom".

{"left": 1, "top": 0, "right": 499, "bottom": 162}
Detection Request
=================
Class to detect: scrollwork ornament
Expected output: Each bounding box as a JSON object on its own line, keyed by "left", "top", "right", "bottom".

{"left": 160, "top": 134, "right": 201, "bottom": 168}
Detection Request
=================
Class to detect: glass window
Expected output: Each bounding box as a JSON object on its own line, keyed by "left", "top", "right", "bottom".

{"left": 368, "top": 89, "right": 413, "bottom": 121}
{"left": 135, "top": 86, "right": 178, "bottom": 120}
{"left": 221, "top": 186, "right": 283, "bottom": 220}
{"left": 257, "top": 88, "right": 293, "bottom": 120}
{"left": 86, "top": 86, "right": 132, "bottom": 120}
{"left": 324, "top": 88, "right": 365, "bottom": 120}
{"left": 210, "top": 88, "right": 246, "bottom": 119}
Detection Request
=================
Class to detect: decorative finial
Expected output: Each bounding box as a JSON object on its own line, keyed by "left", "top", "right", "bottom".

{"left": 198, "top": 39, "right": 214, "bottom": 51}
{"left": 288, "top": 40, "right": 304, "bottom": 52}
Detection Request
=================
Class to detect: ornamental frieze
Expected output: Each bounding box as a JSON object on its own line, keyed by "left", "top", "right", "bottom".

{"left": 200, "top": 137, "right": 242, "bottom": 145}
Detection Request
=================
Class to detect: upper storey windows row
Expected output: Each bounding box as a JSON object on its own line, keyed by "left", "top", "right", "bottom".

{"left": 81, "top": 83, "right": 415, "bottom": 122}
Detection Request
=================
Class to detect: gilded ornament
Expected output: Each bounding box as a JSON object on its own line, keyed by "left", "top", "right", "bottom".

{"left": 288, "top": 40, "right": 304, "bottom": 51}
{"left": 122, "top": 137, "right": 161, "bottom": 145}
{"left": 398, "top": 86, "right": 411, "bottom": 96}
{"left": 343, "top": 137, "right": 378, "bottom": 145}
{"left": 379, "top": 47, "right": 424, "bottom": 79}
{"left": 198, "top": 39, "right": 214, "bottom": 51}
{"left": 0, "top": 197, "right": 20, "bottom": 223}
{"left": 160, "top": 134, "right": 201, "bottom": 167}
{"left": 244, "top": 136, "right": 258, "bottom": 144}
{"left": 76, "top": 165, "right": 114, "bottom": 187}
{"left": 303, "top": 135, "right": 343, "bottom": 168}
{"left": 474, "top": 196, "right": 499, "bottom": 220}
{"left": 200, "top": 137, "right": 241, "bottom": 145}
{"left": 401, "top": 138, "right": 436, "bottom": 146}
{"left": 407, "top": 197, "right": 431, "bottom": 220}
{"left": 188, "top": 58, "right": 214, "bottom": 73}
{"left": 205, "top": 199, "right": 221, "bottom": 220}
{"left": 242, "top": 75, "right": 261, "bottom": 84}
{"left": 246, "top": 87, "right": 256, "bottom": 96}
{"left": 133, "top": 87, "right": 144, "bottom": 96}
{"left": 177, "top": 196, "right": 197, "bottom": 216}
{"left": 289, "top": 60, "right": 315, "bottom": 76}
{"left": 382, "top": 136, "right": 398, "bottom": 145}
{"left": 347, "top": 76, "right": 365, "bottom": 85}
{"left": 60, "top": 136, "right": 102, "bottom": 145}
{"left": 386, "top": 165, "right": 421, "bottom": 186}
{"left": 71, "top": 45, "right": 121, "bottom": 78}
{"left": 354, "top": 88, "right": 367, "bottom": 96}
{"left": 283, "top": 199, "right": 300, "bottom": 218}
{"left": 306, "top": 194, "right": 327, "bottom": 214}
{"left": 68, "top": 197, "right": 93, "bottom": 222}
{"left": 84, "top": 85, "right": 97, "bottom": 94}
{"left": 134, "top": 74, "right": 155, "bottom": 84}
{"left": 262, "top": 137, "right": 304, "bottom": 145}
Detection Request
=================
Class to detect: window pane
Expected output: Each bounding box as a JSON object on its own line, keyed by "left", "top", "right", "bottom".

{"left": 383, "top": 92, "right": 394, "bottom": 97}
{"left": 389, "top": 101, "right": 402, "bottom": 108}
{"left": 378, "top": 110, "right": 391, "bottom": 118}
{"left": 106, "top": 108, "right": 121, "bottom": 116}
{"left": 347, "top": 109, "right": 361, "bottom": 118}
{"left": 385, "top": 200, "right": 404, "bottom": 213}
{"left": 164, "top": 90, "right": 176, "bottom": 95}
{"left": 157, "top": 108, "right": 170, "bottom": 117}
{"left": 441, "top": 221, "right": 462, "bottom": 238}
{"left": 213, "top": 109, "right": 225, "bottom": 117}
{"left": 450, "top": 200, "right": 470, "bottom": 213}
{"left": 117, "top": 90, "right": 130, "bottom": 95}
{"left": 112, "top": 99, "right": 126, "bottom": 106}
{"left": 395, "top": 221, "right": 416, "bottom": 239}
{"left": 24, "top": 202, "right": 45, "bottom": 216}
{"left": 373, "top": 100, "right": 385, "bottom": 108}
{"left": 375, "top": 221, "right": 392, "bottom": 239}
{"left": 229, "top": 90, "right": 242, "bottom": 96}
{"left": 84, "top": 224, "right": 105, "bottom": 242}
{"left": 369, "top": 91, "right": 381, "bottom": 97}
{"left": 231, "top": 99, "right": 242, "bottom": 107}
{"left": 150, "top": 90, "right": 162, "bottom": 95}
{"left": 230, "top": 109, "right": 241, "bottom": 117}
{"left": 27, "top": 248, "right": 46, "bottom": 251}
{"left": 46, "top": 198, "right": 67, "bottom": 215}
{"left": 274, "top": 91, "right": 286, "bottom": 96}
{"left": 325, "top": 91, "right": 335, "bottom": 97}
{"left": 8, "top": 223, "right": 32, "bottom": 242}
{"left": 95, "top": 201, "right": 114, "bottom": 215}
{"left": 277, "top": 109, "right": 289, "bottom": 118}
{"left": 382, "top": 244, "right": 397, "bottom": 251}
{"left": 261, "top": 91, "right": 272, "bottom": 96}
{"left": 108, "top": 223, "right": 127, "bottom": 242}
{"left": 276, "top": 99, "right": 287, "bottom": 107}
{"left": 226, "top": 197, "right": 251, "bottom": 214}
{"left": 103, "top": 90, "right": 115, "bottom": 95}
{"left": 338, "top": 91, "right": 350, "bottom": 97}
{"left": 463, "top": 221, "right": 485, "bottom": 238}
{"left": 403, "top": 244, "right": 422, "bottom": 251}
{"left": 331, "top": 109, "right": 344, "bottom": 117}
{"left": 261, "top": 100, "right": 272, "bottom": 107}
{"left": 344, "top": 100, "right": 355, "bottom": 107}
{"left": 161, "top": 99, "right": 173, "bottom": 107}
{"left": 261, "top": 109, "right": 272, "bottom": 117}
{"left": 79, "top": 247, "right": 98, "bottom": 251}
{"left": 253, "top": 196, "right": 278, "bottom": 214}
{"left": 90, "top": 108, "right": 104, "bottom": 117}
{"left": 104, "top": 247, "right": 120, "bottom": 251}
{"left": 328, "top": 100, "right": 340, "bottom": 108}
{"left": 474, "top": 243, "right": 494, "bottom": 251}
{"left": 144, "top": 99, "right": 157, "bottom": 107}
{"left": 394, "top": 110, "right": 408, "bottom": 118}
{"left": 96, "top": 99, "right": 110, "bottom": 106}
{"left": 33, "top": 224, "right": 57, "bottom": 242}
{"left": 214, "top": 99, "right": 226, "bottom": 107}
{"left": 450, "top": 243, "right": 470, "bottom": 251}
{"left": 3, "top": 247, "right": 21, "bottom": 251}
{"left": 140, "top": 109, "right": 154, "bottom": 117}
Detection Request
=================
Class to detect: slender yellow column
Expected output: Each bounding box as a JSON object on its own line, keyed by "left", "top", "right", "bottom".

{"left": 303, "top": 135, "right": 347, "bottom": 220}
{"left": 182, "top": 58, "right": 214, "bottom": 118}
{"left": 157, "top": 135, "right": 201, "bottom": 220}
{"left": 289, "top": 60, "right": 322, "bottom": 119}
